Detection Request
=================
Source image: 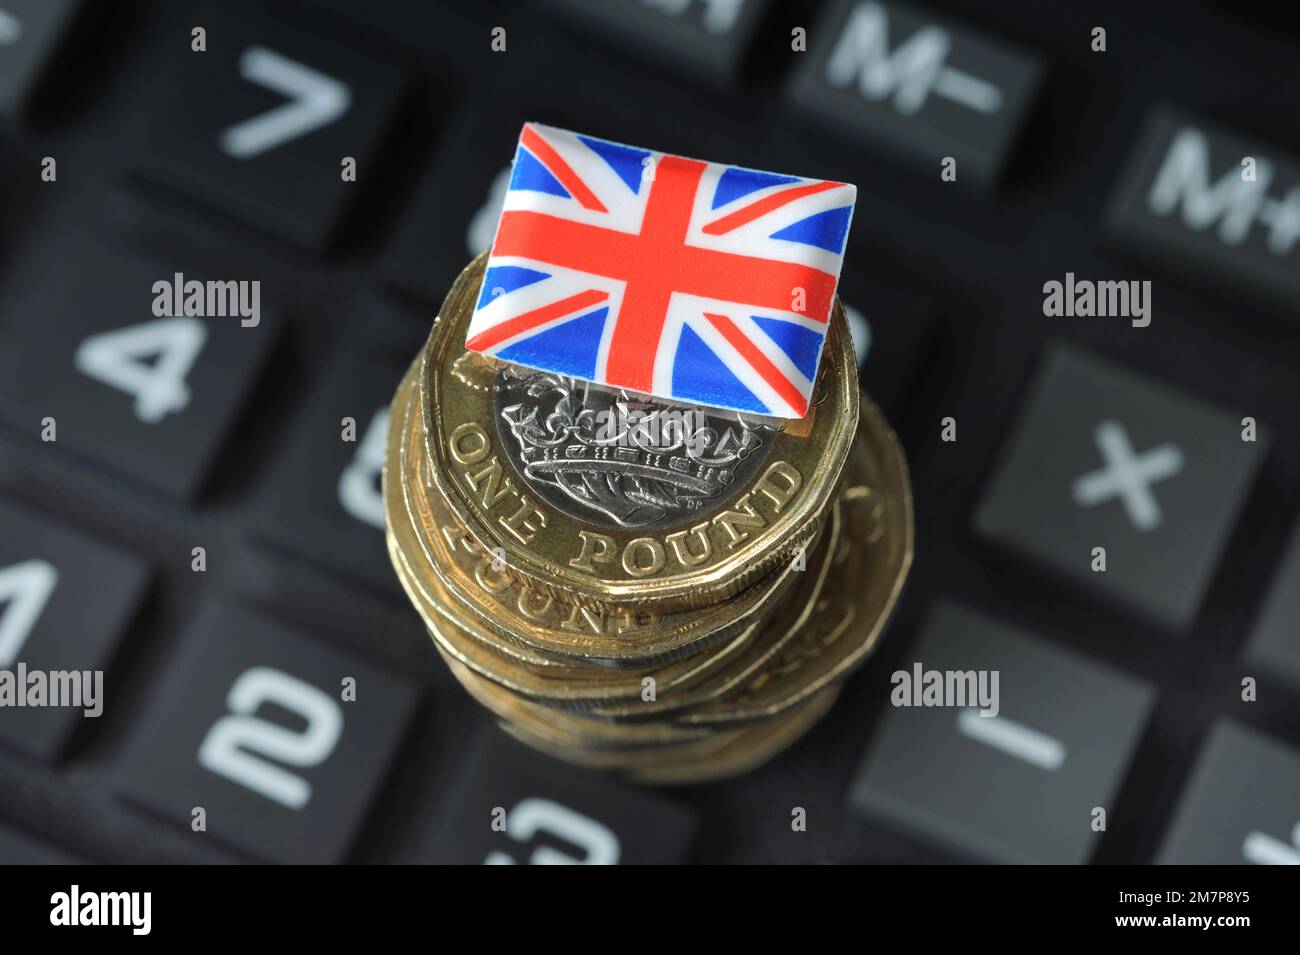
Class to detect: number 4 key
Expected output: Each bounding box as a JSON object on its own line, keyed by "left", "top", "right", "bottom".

{"left": 0, "top": 243, "right": 277, "bottom": 500}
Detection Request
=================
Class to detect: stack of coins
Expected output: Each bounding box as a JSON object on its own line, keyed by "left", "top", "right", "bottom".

{"left": 384, "top": 254, "right": 913, "bottom": 784}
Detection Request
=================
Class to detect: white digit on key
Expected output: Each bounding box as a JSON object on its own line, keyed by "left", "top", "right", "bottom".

{"left": 0, "top": 10, "right": 22, "bottom": 45}
{"left": 957, "top": 709, "right": 1066, "bottom": 771}
{"left": 1241, "top": 822, "right": 1300, "bottom": 865}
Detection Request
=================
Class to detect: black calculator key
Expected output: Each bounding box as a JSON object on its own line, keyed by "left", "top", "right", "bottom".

{"left": 1107, "top": 107, "right": 1300, "bottom": 315}
{"left": 256, "top": 353, "right": 404, "bottom": 591}
{"left": 381, "top": 106, "right": 531, "bottom": 304}
{"left": 114, "top": 604, "right": 418, "bottom": 864}
{"left": 0, "top": 0, "right": 82, "bottom": 120}
{"left": 0, "top": 243, "right": 278, "bottom": 500}
{"left": 132, "top": 6, "right": 403, "bottom": 250}
{"left": 974, "top": 343, "right": 1268, "bottom": 630}
{"left": 543, "top": 0, "right": 771, "bottom": 85}
{"left": 849, "top": 602, "right": 1154, "bottom": 864}
{"left": 424, "top": 730, "right": 697, "bottom": 864}
{"left": 839, "top": 271, "right": 933, "bottom": 416}
{"left": 0, "top": 501, "right": 148, "bottom": 761}
{"left": 1158, "top": 721, "right": 1300, "bottom": 864}
{"left": 382, "top": 104, "right": 642, "bottom": 306}
{"left": 0, "top": 822, "right": 75, "bottom": 863}
{"left": 1249, "top": 519, "right": 1300, "bottom": 690}
{"left": 788, "top": 0, "right": 1041, "bottom": 190}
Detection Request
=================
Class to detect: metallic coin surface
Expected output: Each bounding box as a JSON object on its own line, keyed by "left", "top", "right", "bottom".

{"left": 391, "top": 362, "right": 813, "bottom": 667}
{"left": 500, "top": 683, "right": 842, "bottom": 785}
{"left": 391, "top": 528, "right": 759, "bottom": 710}
{"left": 491, "top": 363, "right": 772, "bottom": 531}
{"left": 388, "top": 379, "right": 843, "bottom": 719}
{"left": 420, "top": 253, "right": 859, "bottom": 612}
{"left": 584, "top": 501, "right": 840, "bottom": 722}
{"left": 627, "top": 686, "right": 841, "bottom": 786}
{"left": 673, "top": 395, "right": 912, "bottom": 726}
{"left": 386, "top": 369, "right": 839, "bottom": 712}
{"left": 439, "top": 650, "right": 715, "bottom": 750}
{"left": 382, "top": 254, "right": 915, "bottom": 784}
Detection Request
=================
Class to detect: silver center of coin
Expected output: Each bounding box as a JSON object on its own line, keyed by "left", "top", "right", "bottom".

{"left": 493, "top": 366, "right": 772, "bottom": 531}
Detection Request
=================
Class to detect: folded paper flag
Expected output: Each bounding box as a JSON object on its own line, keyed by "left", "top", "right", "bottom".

{"left": 464, "top": 123, "right": 856, "bottom": 418}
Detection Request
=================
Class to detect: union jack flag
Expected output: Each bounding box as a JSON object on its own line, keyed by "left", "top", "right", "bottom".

{"left": 465, "top": 123, "right": 856, "bottom": 418}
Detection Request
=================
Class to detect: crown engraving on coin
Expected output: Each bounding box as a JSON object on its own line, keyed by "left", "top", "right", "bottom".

{"left": 493, "top": 366, "right": 772, "bottom": 531}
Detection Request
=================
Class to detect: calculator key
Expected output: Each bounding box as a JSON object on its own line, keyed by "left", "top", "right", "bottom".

{"left": 974, "top": 343, "right": 1267, "bottom": 630}
{"left": 424, "top": 730, "right": 697, "bottom": 864}
{"left": 381, "top": 106, "right": 533, "bottom": 303}
{"left": 1248, "top": 519, "right": 1300, "bottom": 689}
{"left": 114, "top": 604, "right": 418, "bottom": 864}
{"left": 0, "top": 822, "right": 75, "bottom": 863}
{"left": 131, "top": 6, "right": 403, "bottom": 250}
{"left": 0, "top": 243, "right": 278, "bottom": 500}
{"left": 1107, "top": 107, "right": 1300, "bottom": 315}
{"left": 0, "top": 500, "right": 149, "bottom": 761}
{"left": 543, "top": 0, "right": 771, "bottom": 85}
{"left": 256, "top": 353, "right": 404, "bottom": 592}
{"left": 380, "top": 103, "right": 663, "bottom": 305}
{"left": 1158, "top": 722, "right": 1300, "bottom": 864}
{"left": 0, "top": 0, "right": 83, "bottom": 120}
{"left": 848, "top": 602, "right": 1154, "bottom": 863}
{"left": 839, "top": 271, "right": 933, "bottom": 416}
{"left": 788, "top": 0, "right": 1041, "bottom": 190}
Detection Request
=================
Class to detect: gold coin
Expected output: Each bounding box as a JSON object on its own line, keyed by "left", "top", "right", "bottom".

{"left": 391, "top": 472, "right": 841, "bottom": 717}
{"left": 388, "top": 516, "right": 767, "bottom": 710}
{"left": 387, "top": 368, "right": 628, "bottom": 670}
{"left": 584, "top": 501, "right": 840, "bottom": 721}
{"left": 381, "top": 253, "right": 915, "bottom": 783}
{"left": 418, "top": 253, "right": 859, "bottom": 613}
{"left": 627, "top": 686, "right": 840, "bottom": 786}
{"left": 390, "top": 361, "right": 811, "bottom": 668}
{"left": 385, "top": 368, "right": 833, "bottom": 711}
{"left": 671, "top": 394, "right": 912, "bottom": 726}
{"left": 494, "top": 716, "right": 748, "bottom": 776}
{"left": 498, "top": 684, "right": 842, "bottom": 785}
{"left": 439, "top": 649, "right": 714, "bottom": 749}
{"left": 388, "top": 468, "right": 775, "bottom": 710}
